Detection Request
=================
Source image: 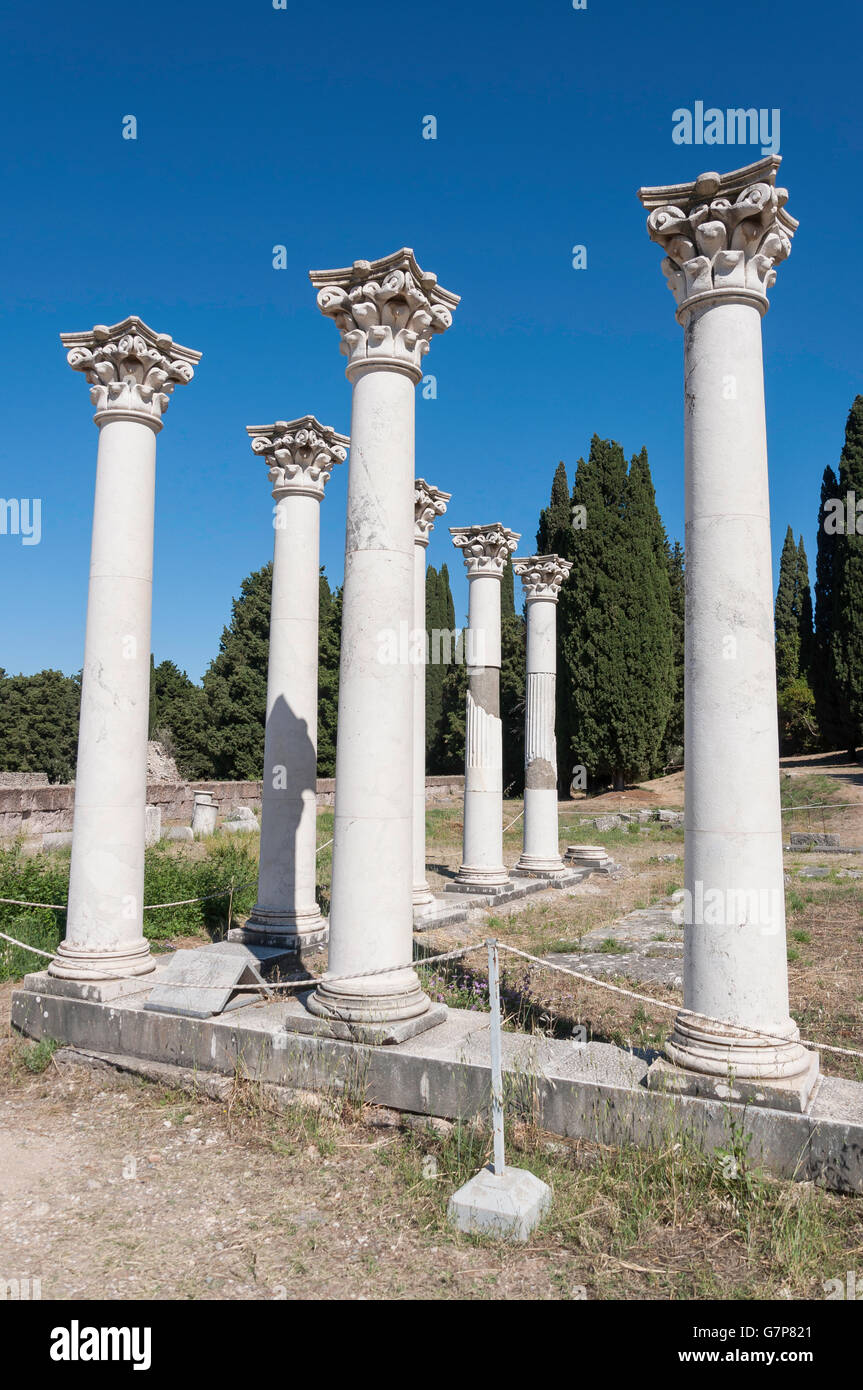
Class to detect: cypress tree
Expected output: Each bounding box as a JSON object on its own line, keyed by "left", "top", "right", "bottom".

{"left": 150, "top": 659, "right": 210, "bottom": 778}
{"left": 617, "top": 448, "right": 674, "bottom": 779}
{"left": 202, "top": 565, "right": 272, "bottom": 779}
{"left": 813, "top": 464, "right": 843, "bottom": 748}
{"left": 536, "top": 461, "right": 572, "bottom": 557}
{"left": 796, "top": 537, "right": 814, "bottom": 677}
{"left": 437, "top": 564, "right": 466, "bottom": 772}
{"left": 775, "top": 526, "right": 801, "bottom": 688}
{"left": 425, "top": 564, "right": 447, "bottom": 771}
{"left": 663, "top": 539, "right": 685, "bottom": 768}
{"left": 317, "top": 570, "right": 341, "bottom": 777}
{"left": 832, "top": 395, "right": 863, "bottom": 755}
{"left": 563, "top": 435, "right": 630, "bottom": 790}
{"left": 500, "top": 556, "right": 526, "bottom": 794}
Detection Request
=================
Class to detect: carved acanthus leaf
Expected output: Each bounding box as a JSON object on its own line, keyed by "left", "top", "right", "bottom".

{"left": 450, "top": 523, "right": 520, "bottom": 577}
{"left": 310, "top": 249, "right": 459, "bottom": 378}
{"left": 513, "top": 554, "right": 572, "bottom": 600}
{"left": 638, "top": 157, "right": 797, "bottom": 313}
{"left": 415, "top": 479, "right": 452, "bottom": 542}
{"left": 247, "top": 416, "right": 348, "bottom": 499}
{"left": 60, "top": 317, "right": 201, "bottom": 424}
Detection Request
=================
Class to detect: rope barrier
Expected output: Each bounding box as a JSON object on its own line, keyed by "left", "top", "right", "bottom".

{"left": 3, "top": 920, "right": 862, "bottom": 1064}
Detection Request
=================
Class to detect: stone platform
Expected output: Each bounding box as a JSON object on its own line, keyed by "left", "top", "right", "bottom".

{"left": 11, "top": 956, "right": 863, "bottom": 1194}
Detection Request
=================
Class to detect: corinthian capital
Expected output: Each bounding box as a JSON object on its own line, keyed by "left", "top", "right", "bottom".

{"left": 415, "top": 479, "right": 452, "bottom": 545}
{"left": 514, "top": 553, "right": 572, "bottom": 601}
{"left": 247, "top": 416, "right": 348, "bottom": 500}
{"left": 637, "top": 156, "right": 797, "bottom": 318}
{"left": 60, "top": 316, "right": 201, "bottom": 429}
{"left": 309, "top": 248, "right": 459, "bottom": 382}
{"left": 450, "top": 523, "right": 520, "bottom": 577}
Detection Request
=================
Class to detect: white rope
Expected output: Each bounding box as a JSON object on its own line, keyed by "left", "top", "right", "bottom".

{"left": 502, "top": 809, "right": 524, "bottom": 832}
{"left": 495, "top": 943, "right": 863, "bottom": 1063}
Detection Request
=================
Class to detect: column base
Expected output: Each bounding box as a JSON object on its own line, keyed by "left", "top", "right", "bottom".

{"left": 412, "top": 881, "right": 436, "bottom": 910}
{"left": 48, "top": 937, "right": 154, "bottom": 983}
{"left": 307, "top": 967, "right": 431, "bottom": 1026}
{"left": 454, "top": 864, "right": 510, "bottom": 889}
{"left": 513, "top": 854, "right": 567, "bottom": 878}
{"left": 229, "top": 904, "right": 328, "bottom": 954}
{"left": 665, "top": 1009, "right": 813, "bottom": 1082}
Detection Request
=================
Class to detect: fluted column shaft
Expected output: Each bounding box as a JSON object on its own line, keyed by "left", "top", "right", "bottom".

{"left": 451, "top": 525, "right": 519, "bottom": 888}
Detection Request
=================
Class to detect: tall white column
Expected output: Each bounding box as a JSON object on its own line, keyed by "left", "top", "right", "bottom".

{"left": 450, "top": 524, "right": 520, "bottom": 889}
{"left": 234, "top": 418, "right": 347, "bottom": 953}
{"left": 513, "top": 555, "right": 571, "bottom": 875}
{"left": 307, "top": 249, "right": 459, "bottom": 1024}
{"left": 51, "top": 317, "right": 200, "bottom": 980}
{"left": 638, "top": 157, "right": 814, "bottom": 1083}
{"left": 413, "top": 480, "right": 451, "bottom": 913}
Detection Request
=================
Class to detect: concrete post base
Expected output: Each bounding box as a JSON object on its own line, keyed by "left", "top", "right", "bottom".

{"left": 447, "top": 1164, "right": 552, "bottom": 1241}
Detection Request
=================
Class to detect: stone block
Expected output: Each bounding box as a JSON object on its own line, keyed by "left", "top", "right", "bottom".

{"left": 164, "top": 826, "right": 193, "bottom": 842}
{"left": 447, "top": 1164, "right": 551, "bottom": 1241}
{"left": 144, "top": 804, "right": 161, "bottom": 848}
{"left": 790, "top": 832, "right": 839, "bottom": 849}
{"left": 42, "top": 831, "right": 73, "bottom": 850}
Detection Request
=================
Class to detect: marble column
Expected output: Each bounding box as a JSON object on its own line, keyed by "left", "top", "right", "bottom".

{"left": 513, "top": 554, "right": 572, "bottom": 875}
{"left": 51, "top": 317, "right": 200, "bottom": 980}
{"left": 638, "top": 157, "right": 815, "bottom": 1084}
{"left": 413, "top": 480, "right": 452, "bottom": 914}
{"left": 450, "top": 524, "right": 520, "bottom": 889}
{"left": 233, "top": 418, "right": 347, "bottom": 953}
{"left": 306, "top": 249, "right": 459, "bottom": 1025}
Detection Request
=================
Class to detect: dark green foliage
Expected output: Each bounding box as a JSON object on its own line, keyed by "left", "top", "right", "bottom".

{"left": 775, "top": 526, "right": 802, "bottom": 689}
{"left": 200, "top": 564, "right": 272, "bottom": 780}
{"left": 663, "top": 540, "right": 685, "bottom": 769}
{"left": 150, "top": 659, "right": 211, "bottom": 779}
{"left": 797, "top": 538, "right": 814, "bottom": 677}
{"left": 560, "top": 437, "right": 673, "bottom": 791}
{"left": 813, "top": 464, "right": 843, "bottom": 749}
{"left": 425, "top": 564, "right": 446, "bottom": 769}
{"left": 0, "top": 669, "right": 81, "bottom": 783}
{"left": 317, "top": 572, "right": 341, "bottom": 778}
{"left": 536, "top": 461, "right": 577, "bottom": 792}
{"left": 500, "top": 557, "right": 526, "bottom": 794}
{"left": 830, "top": 396, "right": 863, "bottom": 755}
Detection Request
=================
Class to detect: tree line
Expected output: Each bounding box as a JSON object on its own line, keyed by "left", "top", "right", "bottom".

{"left": 2, "top": 399, "right": 860, "bottom": 787}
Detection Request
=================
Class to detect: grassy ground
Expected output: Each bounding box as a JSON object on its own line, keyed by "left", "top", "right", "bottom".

{"left": 2, "top": 782, "right": 862, "bottom": 1299}
{"left": 1, "top": 1019, "right": 861, "bottom": 1301}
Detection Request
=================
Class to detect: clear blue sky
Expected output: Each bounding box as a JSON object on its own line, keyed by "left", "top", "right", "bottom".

{"left": 1, "top": 0, "right": 860, "bottom": 681}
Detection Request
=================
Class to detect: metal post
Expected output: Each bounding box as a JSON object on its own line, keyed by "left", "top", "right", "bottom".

{"left": 487, "top": 938, "right": 505, "bottom": 1176}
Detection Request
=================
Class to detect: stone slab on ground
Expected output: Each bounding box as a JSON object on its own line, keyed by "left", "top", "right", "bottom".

{"left": 447, "top": 1164, "right": 552, "bottom": 1241}
{"left": 443, "top": 875, "right": 558, "bottom": 908}
{"left": 543, "top": 904, "right": 684, "bottom": 990}
{"left": 11, "top": 961, "right": 863, "bottom": 1193}
{"left": 413, "top": 897, "right": 472, "bottom": 932}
